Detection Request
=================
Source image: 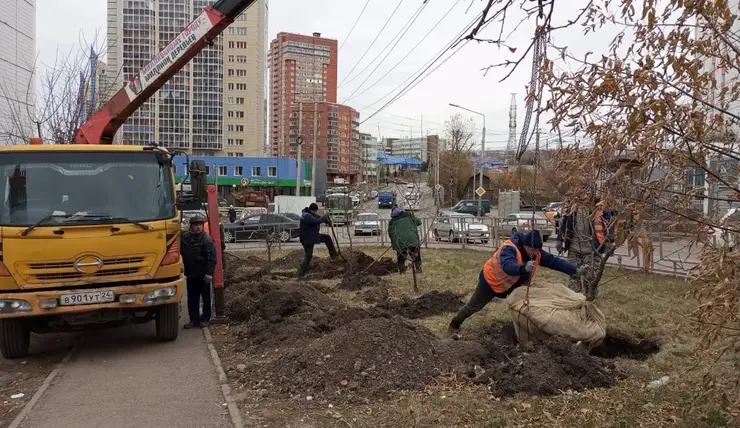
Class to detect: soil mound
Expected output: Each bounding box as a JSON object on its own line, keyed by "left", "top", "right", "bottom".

{"left": 338, "top": 273, "right": 389, "bottom": 291}
{"left": 223, "top": 253, "right": 268, "bottom": 284}
{"left": 590, "top": 333, "right": 661, "bottom": 360}
{"left": 378, "top": 291, "right": 465, "bottom": 319}
{"left": 357, "top": 285, "right": 390, "bottom": 303}
{"left": 304, "top": 250, "right": 397, "bottom": 279}
{"left": 270, "top": 317, "right": 453, "bottom": 402}
{"left": 470, "top": 323, "right": 622, "bottom": 396}
{"left": 225, "top": 279, "right": 375, "bottom": 347}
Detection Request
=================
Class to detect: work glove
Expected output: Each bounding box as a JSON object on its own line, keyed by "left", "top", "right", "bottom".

{"left": 574, "top": 265, "right": 589, "bottom": 278}
{"left": 204, "top": 274, "right": 213, "bottom": 284}
{"left": 555, "top": 240, "right": 563, "bottom": 254}
{"left": 524, "top": 260, "right": 535, "bottom": 273}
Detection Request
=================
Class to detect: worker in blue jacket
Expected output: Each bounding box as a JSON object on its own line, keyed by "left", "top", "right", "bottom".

{"left": 298, "top": 203, "right": 337, "bottom": 277}
{"left": 448, "top": 230, "right": 586, "bottom": 340}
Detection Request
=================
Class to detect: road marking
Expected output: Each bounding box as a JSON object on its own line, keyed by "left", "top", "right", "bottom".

{"left": 9, "top": 336, "right": 82, "bottom": 428}
{"left": 203, "top": 327, "right": 244, "bottom": 428}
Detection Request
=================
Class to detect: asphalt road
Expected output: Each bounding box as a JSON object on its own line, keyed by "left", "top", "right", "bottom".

{"left": 17, "top": 304, "right": 230, "bottom": 428}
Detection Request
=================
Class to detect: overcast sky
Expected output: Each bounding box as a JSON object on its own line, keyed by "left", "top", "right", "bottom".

{"left": 36, "top": 0, "right": 611, "bottom": 150}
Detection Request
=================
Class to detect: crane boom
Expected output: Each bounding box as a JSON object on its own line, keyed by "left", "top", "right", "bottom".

{"left": 75, "top": 0, "right": 257, "bottom": 145}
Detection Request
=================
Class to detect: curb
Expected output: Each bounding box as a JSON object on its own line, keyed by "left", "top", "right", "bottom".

{"left": 203, "top": 327, "right": 244, "bottom": 428}
{"left": 9, "top": 338, "right": 81, "bottom": 428}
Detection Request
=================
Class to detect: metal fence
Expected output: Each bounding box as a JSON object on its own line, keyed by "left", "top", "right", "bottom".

{"left": 225, "top": 217, "right": 701, "bottom": 278}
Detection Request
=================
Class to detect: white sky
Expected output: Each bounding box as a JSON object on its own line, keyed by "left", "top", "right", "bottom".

{"left": 35, "top": 0, "right": 612, "bottom": 150}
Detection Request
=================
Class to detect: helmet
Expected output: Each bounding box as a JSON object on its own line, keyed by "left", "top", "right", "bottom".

{"left": 189, "top": 215, "right": 207, "bottom": 225}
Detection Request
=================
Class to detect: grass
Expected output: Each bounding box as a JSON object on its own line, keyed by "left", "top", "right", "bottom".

{"left": 223, "top": 246, "right": 734, "bottom": 428}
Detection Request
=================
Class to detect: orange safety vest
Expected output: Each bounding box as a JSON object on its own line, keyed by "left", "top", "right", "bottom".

{"left": 483, "top": 239, "right": 541, "bottom": 294}
{"left": 593, "top": 209, "right": 605, "bottom": 245}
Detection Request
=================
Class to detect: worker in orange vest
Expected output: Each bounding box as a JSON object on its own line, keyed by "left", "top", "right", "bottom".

{"left": 448, "top": 230, "right": 587, "bottom": 340}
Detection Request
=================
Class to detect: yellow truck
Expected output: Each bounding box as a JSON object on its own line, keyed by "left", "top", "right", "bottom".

{"left": 0, "top": 145, "right": 187, "bottom": 358}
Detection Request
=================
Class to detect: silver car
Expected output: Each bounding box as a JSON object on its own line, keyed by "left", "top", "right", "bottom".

{"left": 432, "top": 212, "right": 490, "bottom": 244}
{"left": 354, "top": 212, "right": 380, "bottom": 236}
{"left": 498, "top": 211, "right": 555, "bottom": 241}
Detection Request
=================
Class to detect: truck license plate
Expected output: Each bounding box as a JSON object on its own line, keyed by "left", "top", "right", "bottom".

{"left": 59, "top": 290, "right": 115, "bottom": 306}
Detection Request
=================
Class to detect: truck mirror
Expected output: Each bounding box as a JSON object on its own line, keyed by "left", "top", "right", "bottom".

{"left": 189, "top": 160, "right": 208, "bottom": 202}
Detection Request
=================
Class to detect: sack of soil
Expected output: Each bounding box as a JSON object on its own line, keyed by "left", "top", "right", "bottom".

{"left": 507, "top": 282, "right": 607, "bottom": 348}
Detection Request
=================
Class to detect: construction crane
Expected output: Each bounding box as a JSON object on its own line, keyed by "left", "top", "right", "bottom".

{"left": 75, "top": 0, "right": 257, "bottom": 145}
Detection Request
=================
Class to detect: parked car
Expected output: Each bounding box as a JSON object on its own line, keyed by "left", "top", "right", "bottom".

{"left": 432, "top": 212, "right": 490, "bottom": 244}
{"left": 354, "top": 212, "right": 381, "bottom": 236}
{"left": 351, "top": 195, "right": 361, "bottom": 207}
{"left": 543, "top": 201, "right": 563, "bottom": 213}
{"left": 370, "top": 190, "right": 379, "bottom": 199}
{"left": 450, "top": 199, "right": 491, "bottom": 216}
{"left": 709, "top": 207, "right": 739, "bottom": 247}
{"left": 222, "top": 213, "right": 300, "bottom": 243}
{"left": 497, "top": 211, "right": 554, "bottom": 241}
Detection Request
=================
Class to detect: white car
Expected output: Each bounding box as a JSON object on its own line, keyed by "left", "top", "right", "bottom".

{"left": 354, "top": 212, "right": 380, "bottom": 236}
{"left": 497, "top": 211, "right": 555, "bottom": 241}
{"left": 711, "top": 207, "right": 739, "bottom": 247}
{"left": 432, "top": 212, "right": 490, "bottom": 244}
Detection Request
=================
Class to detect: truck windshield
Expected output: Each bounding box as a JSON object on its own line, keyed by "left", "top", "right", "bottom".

{"left": 326, "top": 196, "right": 352, "bottom": 211}
{"left": 0, "top": 151, "right": 175, "bottom": 226}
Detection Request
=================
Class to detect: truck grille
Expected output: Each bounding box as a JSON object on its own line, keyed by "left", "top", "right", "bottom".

{"left": 34, "top": 268, "right": 141, "bottom": 281}
{"left": 24, "top": 257, "right": 149, "bottom": 282}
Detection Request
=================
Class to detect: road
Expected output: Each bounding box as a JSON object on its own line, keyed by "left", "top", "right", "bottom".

{"left": 14, "top": 304, "right": 231, "bottom": 428}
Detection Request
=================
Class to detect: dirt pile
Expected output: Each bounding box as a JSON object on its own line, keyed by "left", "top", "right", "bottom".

{"left": 223, "top": 253, "right": 269, "bottom": 284}
{"left": 338, "top": 273, "right": 389, "bottom": 291}
{"left": 305, "top": 250, "right": 397, "bottom": 279}
{"left": 590, "top": 332, "right": 661, "bottom": 360}
{"left": 269, "top": 317, "right": 455, "bottom": 402}
{"left": 224, "top": 279, "right": 375, "bottom": 347}
{"left": 469, "top": 323, "right": 622, "bottom": 397}
{"left": 377, "top": 291, "right": 465, "bottom": 319}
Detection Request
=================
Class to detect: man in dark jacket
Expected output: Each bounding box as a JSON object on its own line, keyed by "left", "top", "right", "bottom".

{"left": 180, "top": 215, "right": 217, "bottom": 329}
{"left": 228, "top": 205, "right": 237, "bottom": 223}
{"left": 298, "top": 203, "right": 337, "bottom": 277}
{"left": 388, "top": 207, "right": 422, "bottom": 274}
{"left": 448, "top": 230, "right": 587, "bottom": 340}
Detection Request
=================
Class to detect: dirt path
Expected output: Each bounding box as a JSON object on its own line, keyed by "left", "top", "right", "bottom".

{"left": 15, "top": 307, "right": 231, "bottom": 428}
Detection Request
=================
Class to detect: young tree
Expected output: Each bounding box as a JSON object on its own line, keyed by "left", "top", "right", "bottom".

{"left": 470, "top": 0, "right": 740, "bottom": 412}
{"left": 0, "top": 32, "right": 120, "bottom": 145}
{"left": 439, "top": 113, "right": 476, "bottom": 204}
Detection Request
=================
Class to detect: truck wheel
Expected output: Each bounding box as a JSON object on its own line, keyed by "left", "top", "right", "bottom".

{"left": 0, "top": 319, "right": 30, "bottom": 359}
{"left": 155, "top": 303, "right": 180, "bottom": 341}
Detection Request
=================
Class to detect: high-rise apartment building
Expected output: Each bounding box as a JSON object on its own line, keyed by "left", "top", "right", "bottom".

{"left": 291, "top": 101, "right": 361, "bottom": 182}
{"left": 269, "top": 32, "right": 338, "bottom": 158}
{"left": 107, "top": 0, "right": 266, "bottom": 155}
{"left": 0, "top": 0, "right": 35, "bottom": 145}
{"left": 223, "top": 0, "right": 267, "bottom": 157}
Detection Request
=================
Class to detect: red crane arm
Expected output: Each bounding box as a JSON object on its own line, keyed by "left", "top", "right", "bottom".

{"left": 75, "top": 0, "right": 257, "bottom": 145}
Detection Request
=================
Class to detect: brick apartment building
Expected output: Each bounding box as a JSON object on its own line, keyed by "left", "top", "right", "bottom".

{"left": 269, "top": 31, "right": 362, "bottom": 182}
{"left": 290, "top": 101, "right": 361, "bottom": 182}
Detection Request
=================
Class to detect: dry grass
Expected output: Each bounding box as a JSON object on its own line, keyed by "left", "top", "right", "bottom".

{"left": 222, "top": 247, "right": 734, "bottom": 428}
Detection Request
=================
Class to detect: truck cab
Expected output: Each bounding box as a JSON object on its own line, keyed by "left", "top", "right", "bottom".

{"left": 0, "top": 145, "right": 186, "bottom": 358}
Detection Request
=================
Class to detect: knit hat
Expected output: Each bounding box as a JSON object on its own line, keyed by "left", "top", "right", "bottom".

{"left": 521, "top": 230, "right": 543, "bottom": 249}
{"left": 391, "top": 207, "right": 404, "bottom": 218}
{"left": 308, "top": 203, "right": 319, "bottom": 211}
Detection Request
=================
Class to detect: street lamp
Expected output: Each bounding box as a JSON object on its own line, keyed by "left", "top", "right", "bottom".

{"left": 449, "top": 103, "right": 486, "bottom": 216}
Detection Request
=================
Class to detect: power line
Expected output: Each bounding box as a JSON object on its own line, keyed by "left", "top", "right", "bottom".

{"left": 361, "top": 6, "right": 504, "bottom": 124}
{"left": 338, "top": 0, "right": 372, "bottom": 53}
{"left": 357, "top": 9, "right": 483, "bottom": 118}
{"left": 338, "top": 0, "right": 405, "bottom": 88}
{"left": 343, "top": 0, "right": 461, "bottom": 104}
{"left": 340, "top": 0, "right": 430, "bottom": 97}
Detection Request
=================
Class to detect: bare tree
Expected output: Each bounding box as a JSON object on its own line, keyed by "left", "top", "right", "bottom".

{"left": 439, "top": 113, "right": 476, "bottom": 204}
{"left": 0, "top": 31, "right": 121, "bottom": 145}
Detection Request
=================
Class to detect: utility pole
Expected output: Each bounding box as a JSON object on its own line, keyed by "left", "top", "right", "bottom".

{"left": 310, "top": 32, "right": 319, "bottom": 196}
{"left": 296, "top": 103, "right": 304, "bottom": 196}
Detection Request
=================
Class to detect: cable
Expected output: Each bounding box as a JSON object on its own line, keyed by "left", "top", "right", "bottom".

{"left": 341, "top": 0, "right": 430, "bottom": 96}
{"left": 356, "top": 10, "right": 483, "bottom": 116}
{"left": 343, "top": 0, "right": 461, "bottom": 104}
{"left": 338, "top": 0, "right": 405, "bottom": 88}
{"left": 338, "top": 0, "right": 372, "bottom": 53}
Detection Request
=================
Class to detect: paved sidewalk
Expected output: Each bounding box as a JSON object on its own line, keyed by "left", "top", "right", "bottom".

{"left": 19, "top": 308, "right": 230, "bottom": 428}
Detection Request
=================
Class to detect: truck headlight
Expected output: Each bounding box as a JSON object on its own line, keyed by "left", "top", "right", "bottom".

{"left": 0, "top": 299, "right": 32, "bottom": 313}
{"left": 143, "top": 286, "right": 177, "bottom": 303}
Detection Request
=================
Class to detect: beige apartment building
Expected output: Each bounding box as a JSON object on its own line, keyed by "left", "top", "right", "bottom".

{"left": 106, "top": 0, "right": 266, "bottom": 155}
